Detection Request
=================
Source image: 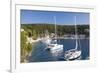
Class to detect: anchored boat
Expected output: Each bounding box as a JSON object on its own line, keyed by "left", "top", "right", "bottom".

{"left": 40, "top": 29, "right": 52, "bottom": 45}
{"left": 64, "top": 16, "right": 81, "bottom": 61}
{"left": 46, "top": 16, "right": 63, "bottom": 53}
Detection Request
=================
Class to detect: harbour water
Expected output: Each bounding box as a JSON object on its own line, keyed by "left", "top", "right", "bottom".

{"left": 28, "top": 39, "right": 89, "bottom": 62}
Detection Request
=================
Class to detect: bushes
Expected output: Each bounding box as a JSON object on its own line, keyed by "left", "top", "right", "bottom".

{"left": 21, "top": 31, "right": 32, "bottom": 63}
{"left": 21, "top": 24, "right": 89, "bottom": 37}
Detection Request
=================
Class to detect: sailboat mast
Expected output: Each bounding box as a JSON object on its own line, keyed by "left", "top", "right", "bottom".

{"left": 74, "top": 16, "right": 78, "bottom": 50}
{"left": 75, "top": 16, "right": 77, "bottom": 36}
{"left": 54, "top": 16, "right": 57, "bottom": 44}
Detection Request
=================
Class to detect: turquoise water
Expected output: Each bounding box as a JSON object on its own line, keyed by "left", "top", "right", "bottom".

{"left": 28, "top": 39, "right": 89, "bottom": 62}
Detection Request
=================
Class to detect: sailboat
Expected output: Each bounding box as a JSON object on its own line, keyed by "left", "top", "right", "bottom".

{"left": 40, "top": 30, "right": 52, "bottom": 45}
{"left": 64, "top": 16, "right": 81, "bottom": 60}
{"left": 46, "top": 16, "right": 63, "bottom": 53}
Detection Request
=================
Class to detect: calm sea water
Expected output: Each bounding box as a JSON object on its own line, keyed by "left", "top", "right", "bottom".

{"left": 28, "top": 39, "right": 89, "bottom": 62}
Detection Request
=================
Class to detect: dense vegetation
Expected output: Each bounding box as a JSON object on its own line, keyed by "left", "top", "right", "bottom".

{"left": 21, "top": 31, "right": 32, "bottom": 63}
{"left": 21, "top": 23, "right": 89, "bottom": 38}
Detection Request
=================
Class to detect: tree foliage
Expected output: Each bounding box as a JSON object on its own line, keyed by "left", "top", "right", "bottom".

{"left": 21, "top": 31, "right": 32, "bottom": 62}
{"left": 21, "top": 24, "right": 89, "bottom": 37}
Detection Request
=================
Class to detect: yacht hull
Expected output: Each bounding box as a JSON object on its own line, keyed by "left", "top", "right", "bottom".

{"left": 64, "top": 49, "right": 81, "bottom": 61}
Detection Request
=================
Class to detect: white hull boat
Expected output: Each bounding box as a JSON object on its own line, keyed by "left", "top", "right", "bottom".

{"left": 47, "top": 44, "right": 63, "bottom": 53}
{"left": 64, "top": 49, "right": 81, "bottom": 60}
{"left": 41, "top": 37, "right": 52, "bottom": 45}
{"left": 64, "top": 16, "right": 81, "bottom": 61}
{"left": 46, "top": 16, "right": 63, "bottom": 53}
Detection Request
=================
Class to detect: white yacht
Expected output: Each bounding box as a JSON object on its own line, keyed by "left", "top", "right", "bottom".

{"left": 46, "top": 16, "right": 63, "bottom": 53}
{"left": 40, "top": 30, "right": 52, "bottom": 45}
{"left": 41, "top": 35, "right": 52, "bottom": 45}
{"left": 64, "top": 16, "right": 81, "bottom": 61}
